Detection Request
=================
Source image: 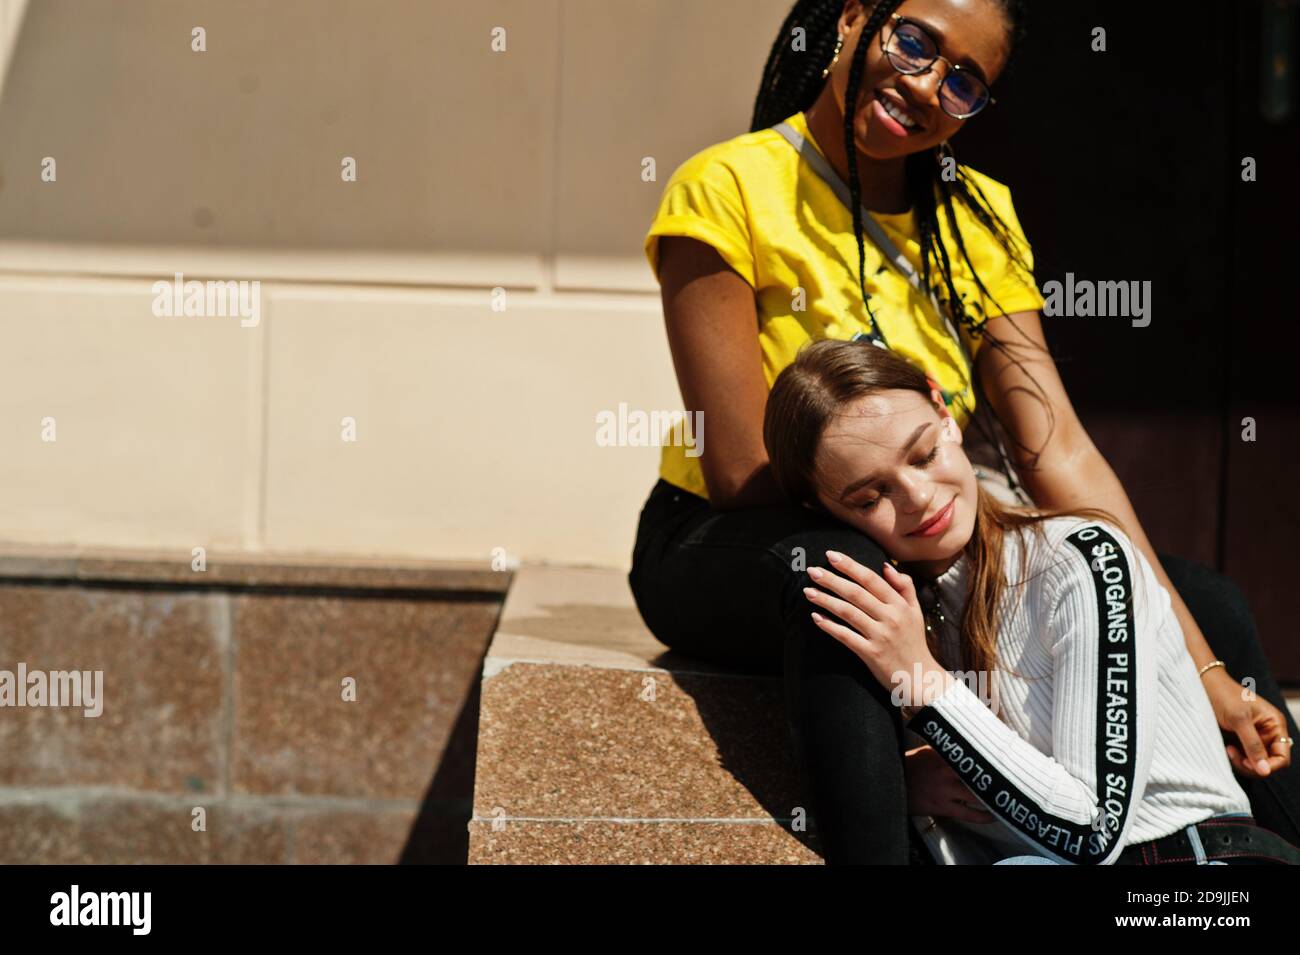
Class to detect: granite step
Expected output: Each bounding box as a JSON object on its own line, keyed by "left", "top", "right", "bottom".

{"left": 466, "top": 565, "right": 822, "bottom": 864}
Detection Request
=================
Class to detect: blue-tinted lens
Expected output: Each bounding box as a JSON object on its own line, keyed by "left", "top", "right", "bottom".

{"left": 942, "top": 72, "right": 988, "bottom": 115}
{"left": 889, "top": 24, "right": 934, "bottom": 69}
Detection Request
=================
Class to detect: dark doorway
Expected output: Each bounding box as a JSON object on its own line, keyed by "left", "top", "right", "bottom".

{"left": 957, "top": 2, "right": 1300, "bottom": 681}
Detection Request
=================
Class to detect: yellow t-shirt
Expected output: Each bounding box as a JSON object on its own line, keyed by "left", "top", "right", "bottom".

{"left": 644, "top": 109, "right": 1046, "bottom": 501}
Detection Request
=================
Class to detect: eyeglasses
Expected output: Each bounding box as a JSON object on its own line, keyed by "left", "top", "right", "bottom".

{"left": 879, "top": 14, "right": 995, "bottom": 120}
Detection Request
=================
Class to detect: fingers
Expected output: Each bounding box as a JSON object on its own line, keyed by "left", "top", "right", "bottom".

{"left": 825, "top": 550, "right": 899, "bottom": 606}
{"left": 806, "top": 564, "right": 889, "bottom": 621}
{"left": 1269, "top": 735, "right": 1294, "bottom": 767}
{"left": 1225, "top": 742, "right": 1241, "bottom": 768}
{"left": 882, "top": 561, "right": 919, "bottom": 606}
{"left": 944, "top": 792, "right": 994, "bottom": 824}
{"left": 808, "top": 608, "right": 871, "bottom": 660}
{"left": 1259, "top": 714, "right": 1293, "bottom": 769}
{"left": 1224, "top": 743, "right": 1257, "bottom": 779}
{"left": 805, "top": 586, "right": 875, "bottom": 639}
{"left": 1234, "top": 716, "right": 1275, "bottom": 778}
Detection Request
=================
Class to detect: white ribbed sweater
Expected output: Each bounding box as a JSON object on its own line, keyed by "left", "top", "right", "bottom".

{"left": 904, "top": 516, "right": 1251, "bottom": 865}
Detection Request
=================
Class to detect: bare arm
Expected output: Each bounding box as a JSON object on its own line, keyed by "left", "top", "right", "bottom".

{"left": 657, "top": 235, "right": 785, "bottom": 510}
{"left": 977, "top": 310, "right": 1290, "bottom": 777}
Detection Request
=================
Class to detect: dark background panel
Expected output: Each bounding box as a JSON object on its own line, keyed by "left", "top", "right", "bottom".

{"left": 954, "top": 2, "right": 1299, "bottom": 680}
{"left": 1224, "top": 1, "right": 1300, "bottom": 682}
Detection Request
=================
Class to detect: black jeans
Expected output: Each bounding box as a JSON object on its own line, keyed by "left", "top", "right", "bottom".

{"left": 627, "top": 477, "right": 1300, "bottom": 864}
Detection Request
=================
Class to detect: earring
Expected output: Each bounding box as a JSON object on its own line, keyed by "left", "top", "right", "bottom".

{"left": 936, "top": 140, "right": 956, "bottom": 165}
{"left": 822, "top": 33, "right": 844, "bottom": 78}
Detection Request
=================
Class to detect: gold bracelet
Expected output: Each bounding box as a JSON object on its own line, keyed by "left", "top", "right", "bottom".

{"left": 1198, "top": 660, "right": 1226, "bottom": 678}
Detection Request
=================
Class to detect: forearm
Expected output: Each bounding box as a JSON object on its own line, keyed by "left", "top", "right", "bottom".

{"left": 706, "top": 460, "right": 790, "bottom": 511}
{"left": 1020, "top": 448, "right": 1221, "bottom": 671}
{"left": 904, "top": 667, "right": 1133, "bottom": 864}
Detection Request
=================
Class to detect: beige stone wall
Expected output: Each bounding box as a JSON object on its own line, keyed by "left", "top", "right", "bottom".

{"left": 0, "top": 0, "right": 792, "bottom": 568}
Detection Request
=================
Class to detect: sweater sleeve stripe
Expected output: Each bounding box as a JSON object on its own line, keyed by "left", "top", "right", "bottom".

{"left": 906, "top": 524, "right": 1140, "bottom": 864}
{"left": 1064, "top": 524, "right": 1140, "bottom": 860}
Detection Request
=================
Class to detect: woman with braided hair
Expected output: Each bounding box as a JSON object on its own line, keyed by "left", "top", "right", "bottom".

{"left": 628, "top": 0, "right": 1300, "bottom": 863}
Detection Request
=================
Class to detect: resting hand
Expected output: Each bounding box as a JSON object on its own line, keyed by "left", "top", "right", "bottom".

{"left": 802, "top": 550, "right": 938, "bottom": 695}
{"left": 1203, "top": 668, "right": 1293, "bottom": 778}
{"left": 905, "top": 744, "right": 995, "bottom": 823}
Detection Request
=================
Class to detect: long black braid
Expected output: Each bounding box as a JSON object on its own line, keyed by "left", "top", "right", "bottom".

{"left": 752, "top": 0, "right": 1053, "bottom": 477}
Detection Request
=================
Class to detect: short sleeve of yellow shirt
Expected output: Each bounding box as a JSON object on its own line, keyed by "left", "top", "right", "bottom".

{"left": 643, "top": 110, "right": 1046, "bottom": 501}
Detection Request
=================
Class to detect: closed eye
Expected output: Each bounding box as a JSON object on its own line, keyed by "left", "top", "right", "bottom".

{"left": 853, "top": 444, "right": 939, "bottom": 510}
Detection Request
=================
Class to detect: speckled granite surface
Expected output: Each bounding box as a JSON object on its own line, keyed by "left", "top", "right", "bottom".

{"left": 469, "top": 819, "right": 821, "bottom": 864}
{"left": 0, "top": 547, "right": 502, "bottom": 863}
{"left": 0, "top": 543, "right": 509, "bottom": 593}
{"left": 0, "top": 793, "right": 426, "bottom": 864}
{"left": 469, "top": 565, "right": 823, "bottom": 864}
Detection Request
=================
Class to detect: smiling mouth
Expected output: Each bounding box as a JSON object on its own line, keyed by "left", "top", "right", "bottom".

{"left": 910, "top": 497, "right": 954, "bottom": 536}
{"left": 873, "top": 89, "right": 923, "bottom": 131}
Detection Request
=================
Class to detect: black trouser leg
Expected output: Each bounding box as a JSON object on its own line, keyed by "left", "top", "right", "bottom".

{"left": 1158, "top": 554, "right": 1300, "bottom": 844}
{"left": 628, "top": 480, "right": 911, "bottom": 863}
